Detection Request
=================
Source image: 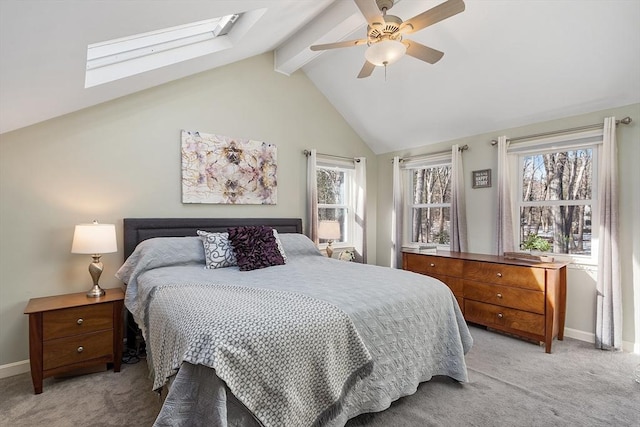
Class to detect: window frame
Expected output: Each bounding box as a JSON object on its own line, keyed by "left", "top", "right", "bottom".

{"left": 402, "top": 153, "right": 453, "bottom": 248}
{"left": 316, "top": 158, "right": 356, "bottom": 250}
{"left": 508, "top": 129, "right": 602, "bottom": 265}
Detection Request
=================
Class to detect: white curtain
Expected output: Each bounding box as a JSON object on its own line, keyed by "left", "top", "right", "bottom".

{"left": 354, "top": 157, "right": 367, "bottom": 263}
{"left": 495, "top": 136, "right": 515, "bottom": 255}
{"left": 391, "top": 156, "right": 403, "bottom": 268}
{"left": 450, "top": 144, "right": 468, "bottom": 252}
{"left": 596, "top": 116, "right": 622, "bottom": 350}
{"left": 306, "top": 149, "right": 319, "bottom": 244}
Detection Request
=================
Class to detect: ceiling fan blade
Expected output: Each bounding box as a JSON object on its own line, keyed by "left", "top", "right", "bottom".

{"left": 400, "top": 0, "right": 465, "bottom": 34}
{"left": 354, "top": 0, "right": 385, "bottom": 27}
{"left": 402, "top": 40, "right": 444, "bottom": 64}
{"left": 310, "top": 39, "right": 368, "bottom": 51}
{"left": 357, "top": 61, "right": 376, "bottom": 79}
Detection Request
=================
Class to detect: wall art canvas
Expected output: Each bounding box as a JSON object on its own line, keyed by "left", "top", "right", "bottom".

{"left": 181, "top": 130, "right": 277, "bottom": 204}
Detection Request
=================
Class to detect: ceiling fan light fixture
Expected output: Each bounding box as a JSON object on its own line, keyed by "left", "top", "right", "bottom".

{"left": 364, "top": 39, "right": 406, "bottom": 66}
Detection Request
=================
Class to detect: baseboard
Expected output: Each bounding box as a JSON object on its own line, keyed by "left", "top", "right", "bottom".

{"left": 564, "top": 328, "right": 638, "bottom": 354}
{"left": 563, "top": 327, "right": 595, "bottom": 343}
{"left": 0, "top": 359, "right": 30, "bottom": 379}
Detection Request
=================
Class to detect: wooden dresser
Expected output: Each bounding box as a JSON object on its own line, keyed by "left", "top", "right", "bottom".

{"left": 24, "top": 287, "right": 124, "bottom": 394}
{"left": 403, "top": 250, "right": 568, "bottom": 353}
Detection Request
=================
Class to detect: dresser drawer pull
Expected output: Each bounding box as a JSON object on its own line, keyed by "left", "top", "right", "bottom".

{"left": 430, "top": 263, "right": 435, "bottom": 267}
{"left": 496, "top": 293, "right": 503, "bottom": 298}
{"left": 496, "top": 272, "right": 503, "bottom": 278}
{"left": 77, "top": 346, "right": 84, "bottom": 353}
{"left": 497, "top": 313, "right": 504, "bottom": 319}
{"left": 76, "top": 318, "right": 84, "bottom": 325}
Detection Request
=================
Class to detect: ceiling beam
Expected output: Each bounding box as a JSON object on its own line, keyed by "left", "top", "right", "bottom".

{"left": 274, "top": 0, "right": 365, "bottom": 76}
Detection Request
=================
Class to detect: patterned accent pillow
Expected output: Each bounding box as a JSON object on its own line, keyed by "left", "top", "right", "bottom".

{"left": 227, "top": 226, "right": 285, "bottom": 271}
{"left": 197, "top": 230, "right": 237, "bottom": 269}
{"left": 272, "top": 229, "right": 288, "bottom": 263}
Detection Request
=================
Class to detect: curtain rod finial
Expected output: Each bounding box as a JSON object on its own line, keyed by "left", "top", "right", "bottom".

{"left": 490, "top": 140, "right": 498, "bottom": 146}
{"left": 619, "top": 116, "right": 632, "bottom": 125}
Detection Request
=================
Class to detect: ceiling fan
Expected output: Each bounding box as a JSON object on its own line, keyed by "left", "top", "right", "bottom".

{"left": 310, "top": 0, "right": 465, "bottom": 78}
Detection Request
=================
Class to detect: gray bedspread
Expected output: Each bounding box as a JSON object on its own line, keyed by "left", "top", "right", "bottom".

{"left": 117, "top": 234, "right": 473, "bottom": 426}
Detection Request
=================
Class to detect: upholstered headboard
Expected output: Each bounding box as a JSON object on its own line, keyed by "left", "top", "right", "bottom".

{"left": 123, "top": 218, "right": 303, "bottom": 260}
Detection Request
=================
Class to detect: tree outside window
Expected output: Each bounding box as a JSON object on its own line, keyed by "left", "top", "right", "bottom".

{"left": 409, "top": 165, "right": 452, "bottom": 245}
{"left": 518, "top": 148, "right": 595, "bottom": 255}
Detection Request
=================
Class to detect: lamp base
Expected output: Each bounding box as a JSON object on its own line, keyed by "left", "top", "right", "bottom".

{"left": 326, "top": 241, "right": 334, "bottom": 258}
{"left": 86, "top": 284, "right": 106, "bottom": 298}
{"left": 87, "top": 255, "right": 106, "bottom": 298}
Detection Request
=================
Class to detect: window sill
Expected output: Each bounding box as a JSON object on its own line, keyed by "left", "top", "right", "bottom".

{"left": 514, "top": 251, "right": 597, "bottom": 269}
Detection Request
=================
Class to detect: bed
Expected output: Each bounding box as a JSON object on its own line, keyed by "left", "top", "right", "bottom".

{"left": 118, "top": 218, "right": 473, "bottom": 427}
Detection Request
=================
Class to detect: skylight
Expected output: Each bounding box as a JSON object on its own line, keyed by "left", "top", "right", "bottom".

{"left": 85, "top": 13, "right": 245, "bottom": 88}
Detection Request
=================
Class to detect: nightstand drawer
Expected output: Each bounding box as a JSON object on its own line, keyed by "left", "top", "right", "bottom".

{"left": 465, "top": 300, "right": 544, "bottom": 336}
{"left": 464, "top": 280, "right": 545, "bottom": 314}
{"left": 404, "top": 253, "right": 463, "bottom": 277}
{"left": 463, "top": 261, "right": 545, "bottom": 291}
{"left": 43, "top": 303, "right": 113, "bottom": 340}
{"left": 43, "top": 330, "right": 114, "bottom": 371}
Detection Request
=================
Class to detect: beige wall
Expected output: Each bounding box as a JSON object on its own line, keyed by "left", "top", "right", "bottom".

{"left": 0, "top": 52, "right": 378, "bottom": 366}
{"left": 376, "top": 103, "right": 640, "bottom": 350}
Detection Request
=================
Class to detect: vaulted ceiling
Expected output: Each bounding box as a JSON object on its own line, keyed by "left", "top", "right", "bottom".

{"left": 1, "top": 0, "right": 639, "bottom": 153}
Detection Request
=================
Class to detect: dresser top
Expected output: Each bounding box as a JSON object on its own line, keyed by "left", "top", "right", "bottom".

{"left": 24, "top": 287, "right": 124, "bottom": 314}
{"left": 402, "top": 249, "right": 570, "bottom": 269}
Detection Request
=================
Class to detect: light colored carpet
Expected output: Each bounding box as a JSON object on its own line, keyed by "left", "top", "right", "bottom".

{"left": 1, "top": 326, "right": 638, "bottom": 426}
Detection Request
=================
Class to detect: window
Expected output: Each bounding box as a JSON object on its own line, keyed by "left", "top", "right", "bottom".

{"left": 405, "top": 159, "right": 452, "bottom": 245}
{"left": 85, "top": 9, "right": 266, "bottom": 88}
{"left": 511, "top": 131, "right": 600, "bottom": 260}
{"left": 317, "top": 160, "right": 355, "bottom": 247}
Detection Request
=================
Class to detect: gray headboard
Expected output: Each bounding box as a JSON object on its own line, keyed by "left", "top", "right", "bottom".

{"left": 123, "top": 218, "right": 303, "bottom": 260}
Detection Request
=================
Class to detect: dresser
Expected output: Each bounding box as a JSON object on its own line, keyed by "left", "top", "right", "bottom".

{"left": 24, "top": 287, "right": 124, "bottom": 394}
{"left": 403, "top": 250, "right": 568, "bottom": 353}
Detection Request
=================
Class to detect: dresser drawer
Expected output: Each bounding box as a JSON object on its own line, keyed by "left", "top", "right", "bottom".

{"left": 463, "top": 261, "right": 545, "bottom": 291}
{"left": 404, "top": 253, "right": 463, "bottom": 277}
{"left": 465, "top": 300, "right": 544, "bottom": 336}
{"left": 464, "top": 280, "right": 545, "bottom": 314}
{"left": 43, "top": 303, "right": 113, "bottom": 340}
{"left": 43, "top": 330, "right": 114, "bottom": 371}
{"left": 430, "top": 274, "right": 463, "bottom": 296}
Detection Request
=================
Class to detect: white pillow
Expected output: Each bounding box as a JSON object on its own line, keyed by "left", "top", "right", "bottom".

{"left": 197, "top": 230, "right": 237, "bottom": 269}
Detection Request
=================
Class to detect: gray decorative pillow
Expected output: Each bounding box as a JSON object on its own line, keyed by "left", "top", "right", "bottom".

{"left": 197, "top": 230, "right": 237, "bottom": 269}
{"left": 272, "top": 229, "right": 288, "bottom": 263}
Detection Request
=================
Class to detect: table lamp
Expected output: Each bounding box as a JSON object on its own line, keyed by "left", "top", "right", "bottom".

{"left": 318, "top": 220, "right": 341, "bottom": 258}
{"left": 71, "top": 221, "right": 117, "bottom": 297}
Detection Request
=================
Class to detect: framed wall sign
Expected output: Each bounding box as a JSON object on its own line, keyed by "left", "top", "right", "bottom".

{"left": 472, "top": 169, "right": 492, "bottom": 189}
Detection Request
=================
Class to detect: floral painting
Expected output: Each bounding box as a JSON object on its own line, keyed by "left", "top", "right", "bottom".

{"left": 181, "top": 130, "right": 277, "bottom": 204}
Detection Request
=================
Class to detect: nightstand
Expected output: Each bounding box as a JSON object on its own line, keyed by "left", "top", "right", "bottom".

{"left": 24, "top": 287, "right": 124, "bottom": 394}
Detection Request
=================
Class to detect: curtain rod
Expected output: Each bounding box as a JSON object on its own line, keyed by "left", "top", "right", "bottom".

{"left": 393, "top": 144, "right": 469, "bottom": 163}
{"left": 490, "top": 116, "right": 632, "bottom": 145}
{"left": 303, "top": 149, "right": 361, "bottom": 162}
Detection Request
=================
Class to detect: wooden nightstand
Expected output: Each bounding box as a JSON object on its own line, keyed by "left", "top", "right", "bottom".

{"left": 24, "top": 287, "right": 124, "bottom": 394}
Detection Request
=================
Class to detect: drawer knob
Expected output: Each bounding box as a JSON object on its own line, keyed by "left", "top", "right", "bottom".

{"left": 430, "top": 263, "right": 435, "bottom": 267}
{"left": 496, "top": 293, "right": 503, "bottom": 298}
{"left": 496, "top": 272, "right": 503, "bottom": 278}
{"left": 76, "top": 318, "right": 84, "bottom": 325}
{"left": 497, "top": 313, "right": 504, "bottom": 319}
{"left": 77, "top": 346, "right": 84, "bottom": 353}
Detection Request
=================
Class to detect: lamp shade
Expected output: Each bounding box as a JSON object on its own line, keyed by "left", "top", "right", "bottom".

{"left": 71, "top": 222, "right": 117, "bottom": 254}
{"left": 364, "top": 39, "right": 407, "bottom": 66}
{"left": 318, "top": 220, "right": 341, "bottom": 240}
